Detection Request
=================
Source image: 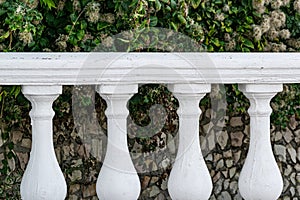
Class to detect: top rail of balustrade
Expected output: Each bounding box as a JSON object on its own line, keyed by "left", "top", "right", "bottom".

{"left": 0, "top": 52, "right": 299, "bottom": 85}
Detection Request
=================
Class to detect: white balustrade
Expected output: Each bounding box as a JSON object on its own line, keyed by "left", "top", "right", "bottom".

{"left": 96, "top": 84, "right": 141, "bottom": 200}
{"left": 0, "top": 53, "right": 299, "bottom": 199}
{"left": 168, "top": 84, "right": 213, "bottom": 200}
{"left": 20, "top": 86, "right": 67, "bottom": 200}
{"left": 238, "top": 84, "right": 283, "bottom": 200}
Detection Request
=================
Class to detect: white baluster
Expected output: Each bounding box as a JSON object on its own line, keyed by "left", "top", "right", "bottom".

{"left": 167, "top": 84, "right": 212, "bottom": 200}
{"left": 96, "top": 84, "right": 141, "bottom": 200}
{"left": 238, "top": 84, "right": 283, "bottom": 200}
{"left": 21, "top": 86, "right": 66, "bottom": 200}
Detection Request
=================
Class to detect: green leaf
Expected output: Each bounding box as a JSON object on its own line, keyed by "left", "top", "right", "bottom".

{"left": 211, "top": 38, "right": 220, "bottom": 47}
{"left": 77, "top": 29, "right": 85, "bottom": 40}
{"left": 191, "top": 0, "right": 201, "bottom": 9}
{"left": 0, "top": 31, "right": 10, "bottom": 40}
{"left": 177, "top": 14, "right": 187, "bottom": 25}
{"left": 150, "top": 16, "right": 158, "bottom": 26}
{"left": 243, "top": 39, "right": 254, "bottom": 49}
{"left": 155, "top": 0, "right": 162, "bottom": 11}
{"left": 40, "top": 0, "right": 56, "bottom": 9}
{"left": 170, "top": 22, "right": 178, "bottom": 31}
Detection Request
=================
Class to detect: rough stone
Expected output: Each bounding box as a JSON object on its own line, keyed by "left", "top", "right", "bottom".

{"left": 229, "top": 181, "right": 238, "bottom": 194}
{"left": 274, "top": 144, "right": 286, "bottom": 162}
{"left": 223, "top": 179, "right": 230, "bottom": 190}
{"left": 233, "top": 151, "right": 241, "bottom": 163}
{"left": 230, "top": 132, "right": 244, "bottom": 147}
{"left": 283, "top": 179, "right": 290, "bottom": 192}
{"left": 233, "top": 193, "right": 243, "bottom": 200}
{"left": 21, "top": 138, "right": 32, "bottom": 149}
{"left": 149, "top": 186, "right": 160, "bottom": 197}
{"left": 229, "top": 167, "right": 236, "bottom": 178}
{"left": 297, "top": 147, "right": 300, "bottom": 162}
{"left": 69, "top": 184, "right": 80, "bottom": 194}
{"left": 216, "top": 131, "right": 228, "bottom": 150}
{"left": 214, "top": 179, "right": 223, "bottom": 194}
{"left": 142, "top": 176, "right": 151, "bottom": 189}
{"left": 155, "top": 193, "right": 165, "bottom": 200}
{"left": 295, "top": 163, "right": 300, "bottom": 171}
{"left": 207, "top": 132, "right": 215, "bottom": 151}
{"left": 7, "top": 157, "right": 15, "bottom": 171}
{"left": 91, "top": 139, "right": 102, "bottom": 160}
{"left": 223, "top": 150, "right": 232, "bottom": 158}
{"left": 283, "top": 130, "right": 294, "bottom": 143}
{"left": 230, "top": 117, "right": 243, "bottom": 127}
{"left": 82, "top": 184, "right": 96, "bottom": 198}
{"left": 291, "top": 172, "right": 296, "bottom": 185}
{"left": 206, "top": 153, "right": 213, "bottom": 161}
{"left": 273, "top": 131, "right": 283, "bottom": 142}
{"left": 12, "top": 130, "right": 23, "bottom": 143}
{"left": 225, "top": 159, "right": 233, "bottom": 168}
{"left": 16, "top": 152, "right": 28, "bottom": 170}
{"left": 284, "top": 165, "right": 293, "bottom": 176}
{"left": 287, "top": 145, "right": 297, "bottom": 163}
{"left": 161, "top": 178, "right": 168, "bottom": 190}
{"left": 160, "top": 158, "right": 170, "bottom": 169}
{"left": 151, "top": 177, "right": 160, "bottom": 184}
{"left": 219, "top": 191, "right": 231, "bottom": 200}
{"left": 68, "top": 194, "right": 79, "bottom": 200}
{"left": 297, "top": 186, "right": 300, "bottom": 196}
{"left": 69, "top": 170, "right": 82, "bottom": 181}
{"left": 216, "top": 159, "right": 224, "bottom": 170}
{"left": 167, "top": 134, "right": 176, "bottom": 154}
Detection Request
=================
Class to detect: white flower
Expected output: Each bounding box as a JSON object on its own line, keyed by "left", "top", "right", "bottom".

{"left": 253, "top": 25, "right": 262, "bottom": 40}
{"left": 294, "top": 0, "right": 300, "bottom": 12}
{"left": 279, "top": 29, "right": 291, "bottom": 39}
{"left": 19, "top": 31, "right": 33, "bottom": 45}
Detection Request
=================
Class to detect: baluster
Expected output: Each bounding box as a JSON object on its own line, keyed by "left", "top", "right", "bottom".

{"left": 96, "top": 84, "right": 140, "bottom": 200}
{"left": 167, "top": 84, "right": 212, "bottom": 200}
{"left": 21, "top": 86, "right": 66, "bottom": 200}
{"left": 238, "top": 84, "right": 283, "bottom": 200}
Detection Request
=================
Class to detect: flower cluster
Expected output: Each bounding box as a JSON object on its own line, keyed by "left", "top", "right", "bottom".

{"left": 18, "top": 30, "right": 33, "bottom": 45}
{"left": 294, "top": 0, "right": 300, "bottom": 12}
{"left": 22, "top": 0, "right": 39, "bottom": 9}
{"left": 251, "top": 0, "right": 297, "bottom": 51}
{"left": 99, "top": 13, "right": 115, "bottom": 24}
{"left": 85, "top": 2, "right": 100, "bottom": 23}
{"left": 55, "top": 34, "right": 69, "bottom": 51}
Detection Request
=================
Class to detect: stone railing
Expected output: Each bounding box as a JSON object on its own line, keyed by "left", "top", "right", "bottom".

{"left": 0, "top": 52, "right": 299, "bottom": 200}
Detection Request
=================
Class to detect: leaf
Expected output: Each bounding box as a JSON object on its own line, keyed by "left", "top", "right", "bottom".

{"left": 170, "top": 22, "right": 178, "bottom": 31}
{"left": 150, "top": 16, "right": 158, "bottom": 26}
{"left": 191, "top": 0, "right": 201, "bottom": 9}
{"left": 243, "top": 39, "right": 254, "bottom": 49}
{"left": 0, "top": 31, "right": 10, "bottom": 40}
{"left": 155, "top": 0, "right": 162, "bottom": 11}
{"left": 177, "top": 14, "right": 187, "bottom": 25}
{"left": 40, "top": 0, "right": 56, "bottom": 9}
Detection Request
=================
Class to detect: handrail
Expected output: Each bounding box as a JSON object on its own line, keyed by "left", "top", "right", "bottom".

{"left": 0, "top": 52, "right": 300, "bottom": 84}
{"left": 0, "top": 52, "right": 299, "bottom": 200}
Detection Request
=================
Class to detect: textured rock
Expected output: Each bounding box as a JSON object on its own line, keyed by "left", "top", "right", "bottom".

{"left": 283, "top": 130, "right": 293, "bottom": 143}
{"left": 287, "top": 145, "right": 297, "bottom": 163}
{"left": 230, "top": 117, "right": 243, "bottom": 127}
{"left": 217, "top": 131, "right": 228, "bottom": 150}
{"left": 82, "top": 184, "right": 96, "bottom": 198}
{"left": 230, "top": 132, "right": 244, "bottom": 147}
{"left": 220, "top": 191, "right": 231, "bottom": 200}
{"left": 274, "top": 144, "right": 286, "bottom": 162}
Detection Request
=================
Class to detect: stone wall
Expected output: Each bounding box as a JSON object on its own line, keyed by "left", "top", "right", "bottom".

{"left": 0, "top": 85, "right": 299, "bottom": 199}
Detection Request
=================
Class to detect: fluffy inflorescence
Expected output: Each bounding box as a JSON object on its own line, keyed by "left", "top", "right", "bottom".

{"left": 251, "top": 0, "right": 299, "bottom": 51}
{"left": 85, "top": 2, "right": 100, "bottom": 23}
